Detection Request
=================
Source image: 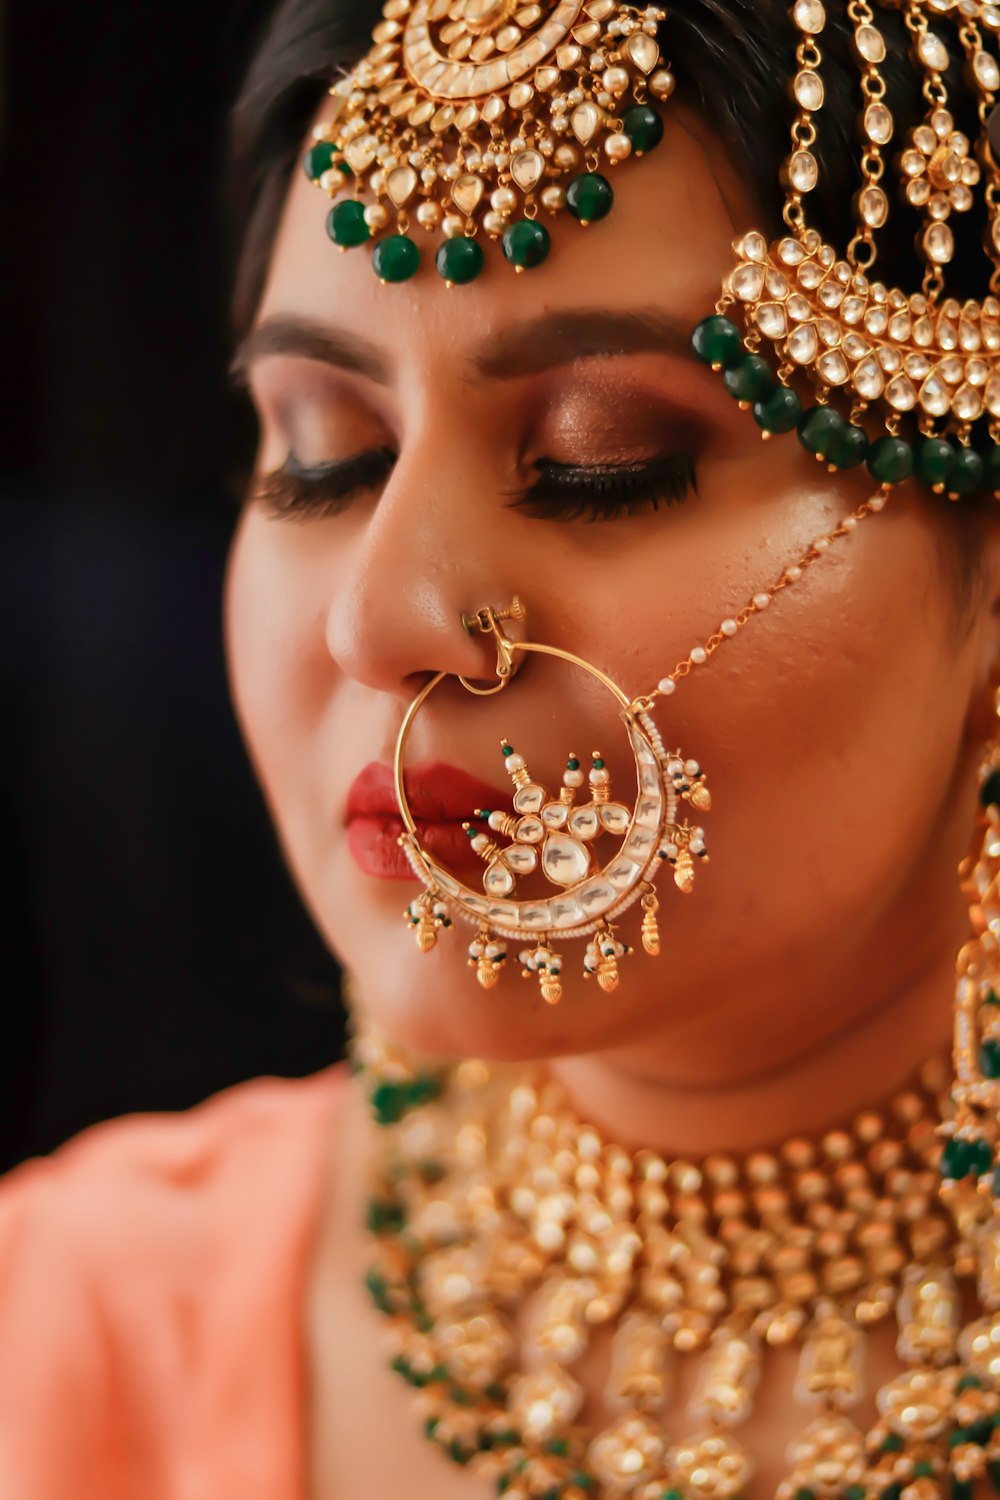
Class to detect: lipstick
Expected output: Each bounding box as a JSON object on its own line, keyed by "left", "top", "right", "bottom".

{"left": 346, "top": 761, "right": 510, "bottom": 880}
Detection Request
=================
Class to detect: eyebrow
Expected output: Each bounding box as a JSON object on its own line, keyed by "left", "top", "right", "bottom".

{"left": 231, "top": 315, "right": 393, "bottom": 385}
{"left": 232, "top": 306, "right": 700, "bottom": 386}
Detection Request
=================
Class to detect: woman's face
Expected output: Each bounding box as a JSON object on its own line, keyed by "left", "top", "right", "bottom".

{"left": 227, "top": 103, "right": 998, "bottom": 1070}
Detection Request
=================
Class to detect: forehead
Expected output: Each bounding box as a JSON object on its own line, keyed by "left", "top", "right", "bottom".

{"left": 255, "top": 106, "right": 751, "bottom": 369}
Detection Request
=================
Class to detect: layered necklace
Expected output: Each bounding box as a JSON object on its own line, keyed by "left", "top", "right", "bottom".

{"left": 349, "top": 710, "right": 1000, "bottom": 1498}
{"left": 355, "top": 1024, "right": 1000, "bottom": 1500}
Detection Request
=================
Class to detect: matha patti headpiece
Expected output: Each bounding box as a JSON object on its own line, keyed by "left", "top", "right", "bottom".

{"left": 692, "top": 0, "right": 1000, "bottom": 503}
{"left": 303, "top": 0, "right": 673, "bottom": 286}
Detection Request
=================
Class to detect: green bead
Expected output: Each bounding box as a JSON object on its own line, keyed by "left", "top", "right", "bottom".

{"left": 915, "top": 437, "right": 955, "bottom": 491}
{"left": 752, "top": 383, "right": 802, "bottom": 435}
{"left": 914, "top": 1463, "right": 935, "bottom": 1479}
{"left": 882, "top": 1434, "right": 905, "bottom": 1453}
{"left": 982, "top": 771, "right": 1000, "bottom": 809}
{"left": 567, "top": 757, "right": 580, "bottom": 771}
{"left": 941, "top": 1136, "right": 972, "bottom": 1179}
{"left": 436, "top": 236, "right": 485, "bottom": 285}
{"left": 372, "top": 234, "right": 420, "bottom": 283}
{"left": 304, "top": 141, "right": 338, "bottom": 180}
{"left": 566, "top": 172, "right": 614, "bottom": 224}
{"left": 502, "top": 743, "right": 515, "bottom": 757}
{"left": 948, "top": 445, "right": 984, "bottom": 497}
{"left": 827, "top": 421, "right": 869, "bottom": 470}
{"left": 724, "top": 354, "right": 776, "bottom": 403}
{"left": 866, "top": 435, "right": 913, "bottom": 485}
{"left": 843, "top": 1489, "right": 867, "bottom": 1500}
{"left": 366, "top": 1196, "right": 406, "bottom": 1234}
{"left": 986, "top": 445, "right": 1000, "bottom": 495}
{"left": 502, "top": 218, "right": 551, "bottom": 270}
{"left": 622, "top": 103, "right": 664, "bottom": 154}
{"left": 989, "top": 1460, "right": 1000, "bottom": 1494}
{"left": 691, "top": 315, "right": 743, "bottom": 369}
{"left": 797, "top": 405, "right": 845, "bottom": 459}
{"left": 953, "top": 1477, "right": 974, "bottom": 1500}
{"left": 981, "top": 1039, "right": 1000, "bottom": 1078}
{"left": 327, "top": 198, "right": 370, "bottom": 248}
{"left": 941, "top": 1135, "right": 992, "bottom": 1179}
{"left": 794, "top": 1489, "right": 817, "bottom": 1500}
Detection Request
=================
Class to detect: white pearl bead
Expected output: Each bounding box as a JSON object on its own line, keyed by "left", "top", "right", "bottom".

{"left": 685, "top": 760, "right": 700, "bottom": 776}
{"left": 563, "top": 769, "right": 584, "bottom": 788}
{"left": 814, "top": 535, "right": 831, "bottom": 551}
{"left": 442, "top": 214, "right": 465, "bottom": 238}
{"left": 842, "top": 515, "right": 858, "bottom": 530}
{"left": 657, "top": 677, "right": 677, "bottom": 695}
{"left": 690, "top": 646, "right": 708, "bottom": 665}
{"left": 506, "top": 753, "right": 525, "bottom": 772}
{"left": 785, "top": 565, "right": 803, "bottom": 582}
{"left": 417, "top": 200, "right": 443, "bottom": 230}
{"left": 721, "top": 618, "right": 738, "bottom": 637}
{"left": 590, "top": 767, "right": 610, "bottom": 786}
{"left": 753, "top": 593, "right": 771, "bottom": 610}
{"left": 869, "top": 491, "right": 886, "bottom": 511}
{"left": 364, "top": 203, "right": 390, "bottom": 231}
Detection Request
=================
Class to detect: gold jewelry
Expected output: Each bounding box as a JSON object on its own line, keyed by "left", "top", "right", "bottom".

{"left": 692, "top": 1, "right": 1000, "bottom": 502}
{"left": 304, "top": 0, "right": 673, "bottom": 287}
{"left": 396, "top": 493, "right": 886, "bottom": 1002}
{"left": 354, "top": 690, "right": 1000, "bottom": 1499}
{"left": 354, "top": 703, "right": 1000, "bottom": 1497}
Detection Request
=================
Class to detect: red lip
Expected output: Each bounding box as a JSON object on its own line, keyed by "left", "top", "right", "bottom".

{"left": 346, "top": 761, "right": 510, "bottom": 881}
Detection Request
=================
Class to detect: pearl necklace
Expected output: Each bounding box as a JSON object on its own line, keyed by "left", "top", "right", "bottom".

{"left": 354, "top": 1024, "right": 1000, "bottom": 1500}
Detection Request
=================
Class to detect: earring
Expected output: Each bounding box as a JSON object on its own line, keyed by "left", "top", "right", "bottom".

{"left": 946, "top": 682, "right": 1000, "bottom": 1202}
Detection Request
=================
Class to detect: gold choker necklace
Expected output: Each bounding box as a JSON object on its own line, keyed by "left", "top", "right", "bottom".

{"left": 354, "top": 1024, "right": 1000, "bottom": 1500}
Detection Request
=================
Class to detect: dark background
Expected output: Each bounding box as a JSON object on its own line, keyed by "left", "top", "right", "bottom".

{"left": 0, "top": 0, "right": 346, "bottom": 1170}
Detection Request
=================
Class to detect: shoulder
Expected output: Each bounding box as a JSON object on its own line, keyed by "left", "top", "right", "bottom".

{"left": 0, "top": 1066, "right": 349, "bottom": 1499}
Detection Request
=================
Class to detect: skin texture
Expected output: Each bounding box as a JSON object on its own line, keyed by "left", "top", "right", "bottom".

{"left": 226, "top": 104, "right": 1000, "bottom": 1497}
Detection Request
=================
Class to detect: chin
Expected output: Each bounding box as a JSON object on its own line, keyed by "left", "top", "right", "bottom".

{"left": 335, "top": 917, "right": 656, "bottom": 1065}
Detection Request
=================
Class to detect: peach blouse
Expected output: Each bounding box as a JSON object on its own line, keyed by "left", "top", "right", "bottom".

{"left": 0, "top": 1067, "right": 346, "bottom": 1500}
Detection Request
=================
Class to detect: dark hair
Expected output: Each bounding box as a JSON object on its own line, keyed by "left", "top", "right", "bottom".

{"left": 232, "top": 0, "right": 993, "bottom": 604}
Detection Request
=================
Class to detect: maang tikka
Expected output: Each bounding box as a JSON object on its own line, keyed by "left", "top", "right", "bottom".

{"left": 304, "top": 0, "right": 673, "bottom": 286}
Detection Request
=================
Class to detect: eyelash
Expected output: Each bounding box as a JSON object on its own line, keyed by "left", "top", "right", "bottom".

{"left": 252, "top": 448, "right": 696, "bottom": 523}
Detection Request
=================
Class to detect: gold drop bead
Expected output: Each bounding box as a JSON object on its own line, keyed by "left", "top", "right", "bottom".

{"left": 781, "top": 1138, "right": 816, "bottom": 1172}
{"left": 821, "top": 1130, "right": 854, "bottom": 1163}
{"left": 797, "top": 1169, "right": 831, "bottom": 1203}
{"left": 714, "top": 1189, "right": 750, "bottom": 1220}
{"left": 704, "top": 1155, "right": 740, "bottom": 1189}
{"left": 854, "top": 1111, "right": 885, "bottom": 1144}
{"left": 746, "top": 1153, "right": 780, "bottom": 1185}
{"left": 416, "top": 199, "right": 443, "bottom": 229}
{"left": 605, "top": 133, "right": 633, "bottom": 162}
{"left": 649, "top": 67, "right": 675, "bottom": 99}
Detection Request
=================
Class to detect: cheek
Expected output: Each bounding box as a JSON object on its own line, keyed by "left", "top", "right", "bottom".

{"left": 225, "top": 512, "right": 333, "bottom": 845}
{"left": 592, "top": 480, "right": 973, "bottom": 960}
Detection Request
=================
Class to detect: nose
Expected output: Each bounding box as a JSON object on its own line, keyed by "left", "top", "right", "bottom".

{"left": 324, "top": 432, "right": 516, "bottom": 698}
